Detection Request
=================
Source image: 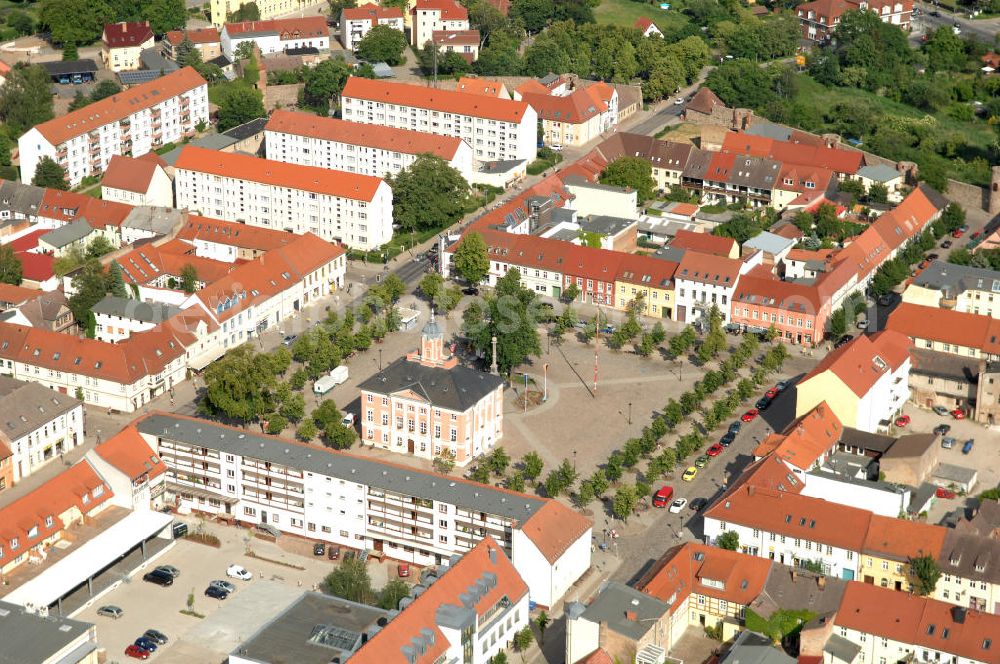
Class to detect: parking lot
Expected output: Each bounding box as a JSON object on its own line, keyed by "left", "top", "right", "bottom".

{"left": 77, "top": 517, "right": 404, "bottom": 661}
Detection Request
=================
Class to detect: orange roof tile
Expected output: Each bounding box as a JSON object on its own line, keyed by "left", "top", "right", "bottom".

{"left": 94, "top": 426, "right": 166, "bottom": 482}
{"left": 676, "top": 251, "right": 742, "bottom": 285}
{"left": 0, "top": 460, "right": 112, "bottom": 560}
{"left": 886, "top": 303, "right": 1000, "bottom": 355}
{"left": 351, "top": 537, "right": 527, "bottom": 664}
{"left": 342, "top": 3, "right": 404, "bottom": 20}
{"left": 517, "top": 82, "right": 615, "bottom": 125}
{"left": 0, "top": 283, "right": 39, "bottom": 307}
{"left": 412, "top": 0, "right": 469, "bottom": 20}
{"left": 670, "top": 230, "right": 737, "bottom": 257}
{"left": 174, "top": 146, "right": 384, "bottom": 201}
{"left": 115, "top": 243, "right": 236, "bottom": 286}
{"left": 519, "top": 500, "right": 592, "bottom": 564}
{"left": 799, "top": 330, "right": 912, "bottom": 398}
{"left": 224, "top": 16, "right": 329, "bottom": 39}
{"left": 721, "top": 132, "right": 863, "bottom": 175}
{"left": 456, "top": 76, "right": 504, "bottom": 97}
{"left": 431, "top": 29, "right": 480, "bottom": 45}
{"left": 763, "top": 402, "right": 842, "bottom": 470}
{"left": 31, "top": 67, "right": 206, "bottom": 146}
{"left": 870, "top": 186, "right": 939, "bottom": 252}
{"left": 164, "top": 27, "right": 221, "bottom": 46}
{"left": 102, "top": 154, "right": 163, "bottom": 194}
{"left": 265, "top": 109, "right": 463, "bottom": 160}
{"left": 342, "top": 76, "right": 529, "bottom": 123}
{"left": 863, "top": 514, "right": 946, "bottom": 562}
{"left": 175, "top": 214, "right": 297, "bottom": 251}
{"left": 615, "top": 253, "right": 677, "bottom": 288}
{"left": 38, "top": 189, "right": 133, "bottom": 228}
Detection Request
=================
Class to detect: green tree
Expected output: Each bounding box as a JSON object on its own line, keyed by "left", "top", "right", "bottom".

{"left": 86, "top": 236, "right": 116, "bottom": 259}
{"left": 0, "top": 245, "right": 23, "bottom": 286}
{"left": 378, "top": 579, "right": 411, "bottom": 610}
{"left": 90, "top": 79, "right": 122, "bottom": 102}
{"left": 704, "top": 59, "right": 777, "bottom": 110}
{"left": 512, "top": 626, "right": 534, "bottom": 654}
{"left": 295, "top": 419, "right": 318, "bottom": 441}
{"left": 216, "top": 85, "right": 265, "bottom": 131}
{"left": 32, "top": 156, "right": 69, "bottom": 190}
{"left": 521, "top": 451, "right": 544, "bottom": 481}
{"left": 487, "top": 446, "right": 510, "bottom": 476}
{"left": 62, "top": 42, "right": 79, "bottom": 61}
{"left": 180, "top": 263, "right": 198, "bottom": 293}
{"left": 200, "top": 344, "right": 280, "bottom": 421}
{"left": 302, "top": 57, "right": 351, "bottom": 112}
{"left": 506, "top": 470, "right": 525, "bottom": 492}
{"left": 388, "top": 155, "right": 470, "bottom": 233}
{"left": 106, "top": 261, "right": 128, "bottom": 297}
{"left": 0, "top": 65, "right": 55, "bottom": 138}
{"left": 7, "top": 11, "right": 35, "bottom": 36}
{"left": 536, "top": 611, "right": 550, "bottom": 643}
{"left": 229, "top": 1, "right": 260, "bottom": 20}
{"left": 453, "top": 232, "right": 489, "bottom": 284}
{"left": 599, "top": 156, "right": 655, "bottom": 202}
{"left": 867, "top": 182, "right": 889, "bottom": 204}
{"left": 357, "top": 24, "right": 407, "bottom": 65}
{"left": 144, "top": 0, "right": 186, "bottom": 34}
{"left": 612, "top": 484, "right": 638, "bottom": 521}
{"left": 327, "top": 0, "right": 357, "bottom": 17}
{"left": 512, "top": 0, "right": 553, "bottom": 33}
{"left": 325, "top": 557, "right": 375, "bottom": 603}
{"left": 717, "top": 530, "right": 740, "bottom": 550}
{"left": 909, "top": 555, "right": 942, "bottom": 596}
{"left": 463, "top": 269, "right": 541, "bottom": 375}
{"left": 40, "top": 0, "right": 113, "bottom": 46}
{"left": 418, "top": 272, "right": 445, "bottom": 303}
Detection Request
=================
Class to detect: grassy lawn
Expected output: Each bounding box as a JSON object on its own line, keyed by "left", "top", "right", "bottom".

{"left": 595, "top": 0, "right": 668, "bottom": 27}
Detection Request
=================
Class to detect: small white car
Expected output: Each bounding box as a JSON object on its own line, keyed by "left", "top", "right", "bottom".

{"left": 341, "top": 413, "right": 355, "bottom": 427}
{"left": 226, "top": 564, "right": 252, "bottom": 580}
{"left": 669, "top": 498, "right": 688, "bottom": 513}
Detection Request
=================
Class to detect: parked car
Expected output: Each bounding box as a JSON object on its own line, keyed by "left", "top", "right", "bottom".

{"left": 926, "top": 253, "right": 939, "bottom": 261}
{"left": 210, "top": 580, "right": 236, "bottom": 594}
{"left": 877, "top": 294, "right": 893, "bottom": 307}
{"left": 397, "top": 563, "right": 411, "bottom": 578}
{"left": 328, "top": 545, "right": 341, "bottom": 560}
{"left": 765, "top": 387, "right": 779, "bottom": 399}
{"left": 682, "top": 466, "right": 698, "bottom": 482}
{"left": 933, "top": 424, "right": 951, "bottom": 436}
{"left": 313, "top": 542, "right": 326, "bottom": 556}
{"left": 755, "top": 396, "right": 772, "bottom": 410}
{"left": 834, "top": 334, "right": 854, "bottom": 348}
{"left": 951, "top": 408, "right": 966, "bottom": 420}
{"left": 652, "top": 486, "right": 674, "bottom": 507}
{"left": 941, "top": 437, "right": 956, "bottom": 449}
{"left": 669, "top": 498, "right": 688, "bottom": 513}
{"left": 857, "top": 318, "right": 870, "bottom": 330}
{"left": 227, "top": 564, "right": 253, "bottom": 580}
{"left": 154, "top": 565, "right": 180, "bottom": 579}
{"left": 689, "top": 497, "right": 707, "bottom": 511}
{"left": 694, "top": 455, "right": 709, "bottom": 468}
{"left": 143, "top": 630, "right": 168, "bottom": 645}
{"left": 281, "top": 334, "right": 297, "bottom": 347}
{"left": 706, "top": 443, "right": 724, "bottom": 457}
{"left": 935, "top": 487, "right": 957, "bottom": 499}
{"left": 741, "top": 409, "right": 759, "bottom": 422}
{"left": 142, "top": 569, "right": 174, "bottom": 587}
{"left": 341, "top": 413, "right": 356, "bottom": 428}
{"left": 720, "top": 432, "right": 736, "bottom": 447}
{"left": 97, "top": 606, "right": 124, "bottom": 620}
{"left": 205, "top": 585, "right": 230, "bottom": 600}
{"left": 963, "top": 439, "right": 974, "bottom": 454}
{"left": 124, "top": 645, "right": 151, "bottom": 660}
{"left": 462, "top": 286, "right": 479, "bottom": 296}
{"left": 134, "top": 637, "right": 158, "bottom": 653}
{"left": 941, "top": 240, "right": 953, "bottom": 249}
{"left": 728, "top": 421, "right": 742, "bottom": 435}
{"left": 895, "top": 415, "right": 911, "bottom": 427}
{"left": 932, "top": 405, "right": 950, "bottom": 416}
{"left": 775, "top": 380, "right": 790, "bottom": 392}
{"left": 952, "top": 229, "right": 965, "bottom": 238}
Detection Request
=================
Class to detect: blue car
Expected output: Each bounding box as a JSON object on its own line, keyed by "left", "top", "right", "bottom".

{"left": 134, "top": 637, "right": 158, "bottom": 653}
{"left": 962, "top": 439, "right": 974, "bottom": 455}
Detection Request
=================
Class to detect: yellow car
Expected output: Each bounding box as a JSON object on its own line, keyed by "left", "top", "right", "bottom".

{"left": 682, "top": 466, "right": 698, "bottom": 482}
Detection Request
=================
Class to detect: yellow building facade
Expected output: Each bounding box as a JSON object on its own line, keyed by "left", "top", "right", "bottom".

{"left": 210, "top": 0, "right": 303, "bottom": 26}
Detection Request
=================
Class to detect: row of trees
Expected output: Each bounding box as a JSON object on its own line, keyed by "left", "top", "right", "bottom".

{"left": 39, "top": 0, "right": 187, "bottom": 46}
{"left": 869, "top": 203, "right": 966, "bottom": 297}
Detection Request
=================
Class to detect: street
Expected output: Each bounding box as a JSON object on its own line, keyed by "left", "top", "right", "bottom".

{"left": 915, "top": 1, "right": 999, "bottom": 42}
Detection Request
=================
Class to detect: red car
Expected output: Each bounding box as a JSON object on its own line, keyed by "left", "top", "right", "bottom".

{"left": 652, "top": 486, "right": 674, "bottom": 508}
{"left": 125, "top": 645, "right": 151, "bottom": 660}
{"left": 397, "top": 563, "right": 410, "bottom": 578}
{"left": 973, "top": 231, "right": 982, "bottom": 239}
{"left": 895, "top": 415, "right": 911, "bottom": 427}
{"left": 707, "top": 443, "right": 724, "bottom": 457}
{"left": 952, "top": 229, "right": 965, "bottom": 238}
{"left": 741, "top": 409, "right": 759, "bottom": 422}
{"left": 951, "top": 409, "right": 966, "bottom": 419}
{"left": 765, "top": 387, "right": 779, "bottom": 399}
{"left": 935, "top": 487, "right": 957, "bottom": 499}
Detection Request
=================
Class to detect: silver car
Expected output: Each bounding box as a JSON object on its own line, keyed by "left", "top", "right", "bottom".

{"left": 97, "top": 605, "right": 123, "bottom": 619}
{"left": 155, "top": 565, "right": 180, "bottom": 578}
{"left": 210, "top": 579, "right": 236, "bottom": 594}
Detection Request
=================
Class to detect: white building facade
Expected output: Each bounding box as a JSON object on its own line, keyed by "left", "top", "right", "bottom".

{"left": 340, "top": 4, "right": 405, "bottom": 51}
{"left": 0, "top": 378, "right": 84, "bottom": 485}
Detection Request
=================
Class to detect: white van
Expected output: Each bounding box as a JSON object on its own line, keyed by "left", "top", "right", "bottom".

{"left": 314, "top": 365, "right": 349, "bottom": 395}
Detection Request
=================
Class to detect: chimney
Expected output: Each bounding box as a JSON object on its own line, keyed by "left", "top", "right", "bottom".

{"left": 790, "top": 570, "right": 798, "bottom": 583}
{"left": 748, "top": 485, "right": 755, "bottom": 496}
{"left": 123, "top": 22, "right": 127, "bottom": 32}
{"left": 817, "top": 575, "right": 826, "bottom": 590}
{"left": 625, "top": 611, "right": 637, "bottom": 622}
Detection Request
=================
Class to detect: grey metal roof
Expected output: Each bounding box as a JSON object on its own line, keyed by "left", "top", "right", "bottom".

{"left": 908, "top": 482, "right": 937, "bottom": 514}
{"left": 91, "top": 295, "right": 182, "bottom": 324}
{"left": 755, "top": 565, "right": 847, "bottom": 620}
{"left": 580, "top": 215, "right": 637, "bottom": 237}
{"left": 223, "top": 117, "right": 268, "bottom": 141}
{"left": 882, "top": 433, "right": 936, "bottom": 460}
{"left": 477, "top": 159, "right": 524, "bottom": 174}
{"left": 0, "top": 376, "right": 80, "bottom": 441}
{"left": 824, "top": 633, "right": 861, "bottom": 663}
{"left": 856, "top": 164, "right": 900, "bottom": 183}
{"left": 745, "top": 120, "right": 793, "bottom": 141}
{"left": 563, "top": 175, "right": 629, "bottom": 193}
{"left": 934, "top": 463, "right": 977, "bottom": 485}
{"left": 136, "top": 414, "right": 545, "bottom": 520}
{"left": 652, "top": 246, "right": 686, "bottom": 263}
{"left": 232, "top": 592, "right": 388, "bottom": 664}
{"left": 719, "top": 631, "right": 796, "bottom": 664}
{"left": 140, "top": 47, "right": 179, "bottom": 73}
{"left": 838, "top": 427, "right": 895, "bottom": 454}
{"left": 912, "top": 260, "right": 1000, "bottom": 299}
{"left": 121, "top": 206, "right": 183, "bottom": 236}
{"left": 195, "top": 133, "right": 239, "bottom": 151}
{"left": 41, "top": 59, "right": 98, "bottom": 76}
{"left": 39, "top": 218, "right": 92, "bottom": 248}
{"left": 580, "top": 582, "right": 669, "bottom": 641}
{"left": 0, "top": 600, "right": 95, "bottom": 662}
{"left": 743, "top": 231, "right": 794, "bottom": 256}
{"left": 357, "top": 358, "right": 503, "bottom": 413}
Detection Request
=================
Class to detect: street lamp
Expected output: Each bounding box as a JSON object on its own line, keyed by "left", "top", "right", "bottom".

{"left": 573, "top": 448, "right": 577, "bottom": 471}
{"left": 628, "top": 401, "right": 632, "bottom": 426}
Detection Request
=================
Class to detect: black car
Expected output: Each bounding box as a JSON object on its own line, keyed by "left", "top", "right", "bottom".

{"left": 877, "top": 294, "right": 893, "bottom": 307}
{"left": 142, "top": 569, "right": 173, "bottom": 587}
{"left": 834, "top": 334, "right": 854, "bottom": 348}
{"left": 930, "top": 9, "right": 940, "bottom": 15}
{"left": 755, "top": 396, "right": 772, "bottom": 411}
{"left": 941, "top": 240, "right": 953, "bottom": 249}
{"left": 933, "top": 424, "right": 952, "bottom": 436}
{"left": 143, "top": 630, "right": 168, "bottom": 645}
{"left": 313, "top": 542, "right": 326, "bottom": 556}
{"left": 728, "top": 421, "right": 741, "bottom": 435}
{"left": 204, "top": 585, "right": 229, "bottom": 600}
{"left": 462, "top": 286, "right": 479, "bottom": 296}
{"left": 720, "top": 431, "right": 736, "bottom": 447}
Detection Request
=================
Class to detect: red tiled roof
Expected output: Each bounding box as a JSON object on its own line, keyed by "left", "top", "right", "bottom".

{"left": 456, "top": 76, "right": 504, "bottom": 97}
{"left": 39, "top": 189, "right": 134, "bottom": 229}
{"left": 670, "top": 229, "right": 736, "bottom": 257}
{"left": 799, "top": 330, "right": 912, "bottom": 398}
{"left": 676, "top": 251, "right": 742, "bottom": 286}
{"left": 615, "top": 252, "right": 677, "bottom": 288}
{"left": 175, "top": 146, "right": 384, "bottom": 201}
{"left": 870, "top": 186, "right": 939, "bottom": 252}
{"left": 732, "top": 267, "right": 827, "bottom": 318}
{"left": 686, "top": 87, "right": 725, "bottom": 115}
{"left": 0, "top": 460, "right": 112, "bottom": 561}
{"left": 164, "top": 27, "right": 221, "bottom": 46}
{"left": 412, "top": 0, "right": 469, "bottom": 20}
{"left": 886, "top": 303, "right": 1000, "bottom": 355}
{"left": 343, "top": 76, "right": 529, "bottom": 123}
{"left": 176, "top": 215, "right": 297, "bottom": 251}
{"left": 758, "top": 402, "right": 841, "bottom": 470}
{"left": 0, "top": 283, "right": 38, "bottom": 307}
{"left": 862, "top": 514, "right": 946, "bottom": 561}
{"left": 777, "top": 162, "right": 835, "bottom": 195}
{"left": 342, "top": 3, "right": 404, "bottom": 20}
{"left": 351, "top": 537, "right": 527, "bottom": 664}
{"left": 103, "top": 21, "right": 153, "bottom": 49}
{"left": 581, "top": 649, "right": 614, "bottom": 664}
{"left": 836, "top": 582, "right": 1000, "bottom": 664}
{"left": 721, "top": 132, "right": 863, "bottom": 175}
{"left": 15, "top": 252, "right": 54, "bottom": 282}
{"left": 432, "top": 29, "right": 480, "bottom": 45}
{"left": 224, "top": 16, "right": 329, "bottom": 39}
{"left": 137, "top": 152, "right": 169, "bottom": 169}
{"left": 114, "top": 243, "right": 236, "bottom": 286}
{"left": 94, "top": 426, "right": 166, "bottom": 482}
{"left": 519, "top": 500, "right": 592, "bottom": 564}
{"left": 517, "top": 82, "right": 615, "bottom": 125}
{"left": 102, "top": 155, "right": 163, "bottom": 194}
{"left": 635, "top": 17, "right": 655, "bottom": 30}
{"left": 265, "top": 110, "right": 464, "bottom": 160}
{"left": 31, "top": 67, "right": 206, "bottom": 146}
{"left": 8, "top": 229, "right": 48, "bottom": 253}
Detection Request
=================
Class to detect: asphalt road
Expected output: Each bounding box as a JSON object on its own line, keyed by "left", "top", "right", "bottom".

{"left": 915, "top": 2, "right": 999, "bottom": 43}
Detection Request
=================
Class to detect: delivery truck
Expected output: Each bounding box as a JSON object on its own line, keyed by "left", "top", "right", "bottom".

{"left": 314, "top": 365, "right": 349, "bottom": 395}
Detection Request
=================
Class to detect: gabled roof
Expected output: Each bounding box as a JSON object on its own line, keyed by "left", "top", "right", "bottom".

{"left": 411, "top": 0, "right": 469, "bottom": 20}
{"left": 0, "top": 284, "right": 38, "bottom": 308}
{"left": 733, "top": 267, "right": 826, "bottom": 317}
{"left": 176, "top": 214, "right": 296, "bottom": 251}
{"left": 670, "top": 229, "right": 736, "bottom": 257}
{"left": 519, "top": 500, "right": 592, "bottom": 564}
{"left": 93, "top": 425, "right": 166, "bottom": 482}
{"left": 862, "top": 514, "right": 946, "bottom": 562}
{"left": 456, "top": 76, "right": 504, "bottom": 97}
{"left": 30, "top": 67, "right": 206, "bottom": 146}
{"left": 869, "top": 186, "right": 940, "bottom": 252}
{"left": 342, "top": 76, "right": 529, "bottom": 123}
{"left": 615, "top": 252, "right": 677, "bottom": 288}
{"left": 265, "top": 109, "right": 464, "bottom": 160}
{"left": 886, "top": 302, "right": 1000, "bottom": 355}
{"left": 799, "top": 330, "right": 912, "bottom": 398}
{"left": 721, "top": 132, "right": 863, "bottom": 175}
{"left": 687, "top": 87, "right": 725, "bottom": 115}
{"left": 431, "top": 29, "right": 480, "bottom": 46}
{"left": 342, "top": 3, "right": 404, "bottom": 21}
{"left": 517, "top": 82, "right": 616, "bottom": 125}
{"left": 758, "top": 402, "right": 842, "bottom": 471}
{"left": 164, "top": 27, "right": 220, "bottom": 46}
{"left": 38, "top": 188, "right": 133, "bottom": 228}
{"left": 103, "top": 21, "right": 153, "bottom": 48}
{"left": 0, "top": 375, "right": 80, "bottom": 442}
{"left": 224, "top": 16, "right": 329, "bottom": 40}
{"left": 114, "top": 243, "right": 235, "bottom": 286}
{"left": 102, "top": 154, "right": 164, "bottom": 194}
{"left": 175, "top": 145, "right": 384, "bottom": 201}
{"left": 675, "top": 251, "right": 742, "bottom": 286}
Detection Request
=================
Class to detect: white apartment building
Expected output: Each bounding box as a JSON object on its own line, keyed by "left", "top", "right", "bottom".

{"left": 173, "top": 145, "right": 393, "bottom": 250}
{"left": 340, "top": 3, "right": 404, "bottom": 51}
{"left": 220, "top": 16, "right": 330, "bottom": 59}
{"left": 411, "top": 0, "right": 469, "bottom": 48}
{"left": 92, "top": 296, "right": 182, "bottom": 344}
{"left": 0, "top": 376, "right": 83, "bottom": 487}
{"left": 674, "top": 251, "right": 760, "bottom": 325}
{"left": 18, "top": 67, "right": 208, "bottom": 187}
{"left": 137, "top": 412, "right": 592, "bottom": 607}
{"left": 264, "top": 109, "right": 474, "bottom": 181}
{"left": 341, "top": 77, "right": 538, "bottom": 165}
